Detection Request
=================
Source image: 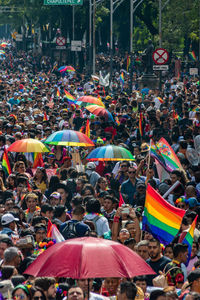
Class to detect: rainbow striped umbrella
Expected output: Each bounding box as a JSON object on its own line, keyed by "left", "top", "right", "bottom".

{"left": 7, "top": 139, "right": 50, "bottom": 153}
{"left": 76, "top": 96, "right": 104, "bottom": 108}
{"left": 44, "top": 130, "right": 94, "bottom": 147}
{"left": 85, "top": 105, "right": 114, "bottom": 121}
{"left": 86, "top": 145, "right": 135, "bottom": 161}
{"left": 58, "top": 66, "right": 75, "bottom": 72}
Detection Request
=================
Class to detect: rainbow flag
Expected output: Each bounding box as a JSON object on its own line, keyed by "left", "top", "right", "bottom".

{"left": 64, "top": 89, "right": 75, "bottom": 101}
{"left": 179, "top": 215, "right": 197, "bottom": 264}
{"left": 47, "top": 219, "right": 64, "bottom": 243}
{"left": 157, "top": 97, "right": 164, "bottom": 104}
{"left": 115, "top": 116, "right": 120, "bottom": 126}
{"left": 143, "top": 185, "right": 185, "bottom": 245}
{"left": 85, "top": 119, "right": 90, "bottom": 138}
{"left": 172, "top": 110, "right": 181, "bottom": 121}
{"left": 139, "top": 112, "right": 143, "bottom": 137}
{"left": 127, "top": 55, "right": 131, "bottom": 72}
{"left": 150, "top": 139, "right": 167, "bottom": 170}
{"left": 120, "top": 72, "right": 124, "bottom": 88}
{"left": 32, "top": 153, "right": 44, "bottom": 168}
{"left": 56, "top": 88, "right": 60, "bottom": 97}
{"left": 190, "top": 51, "right": 197, "bottom": 62}
{"left": 156, "top": 138, "right": 183, "bottom": 172}
{"left": 43, "top": 112, "right": 48, "bottom": 121}
{"left": 2, "top": 148, "right": 11, "bottom": 177}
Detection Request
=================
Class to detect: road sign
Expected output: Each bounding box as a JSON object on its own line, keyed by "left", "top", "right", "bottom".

{"left": 56, "top": 46, "right": 66, "bottom": 50}
{"left": 189, "top": 68, "right": 198, "bottom": 75}
{"left": 153, "top": 48, "right": 169, "bottom": 65}
{"left": 56, "top": 37, "right": 66, "bottom": 46}
{"left": 15, "top": 34, "right": 23, "bottom": 42}
{"left": 71, "top": 40, "right": 82, "bottom": 51}
{"left": 44, "top": 0, "right": 83, "bottom": 5}
{"left": 153, "top": 65, "right": 169, "bottom": 71}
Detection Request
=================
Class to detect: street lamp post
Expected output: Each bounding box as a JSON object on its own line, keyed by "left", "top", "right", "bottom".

{"left": 110, "top": 0, "right": 113, "bottom": 83}
{"left": 92, "top": 0, "right": 96, "bottom": 74}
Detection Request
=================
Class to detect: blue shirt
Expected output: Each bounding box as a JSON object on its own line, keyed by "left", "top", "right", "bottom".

{"left": 121, "top": 179, "right": 139, "bottom": 206}
{"left": 8, "top": 98, "right": 20, "bottom": 107}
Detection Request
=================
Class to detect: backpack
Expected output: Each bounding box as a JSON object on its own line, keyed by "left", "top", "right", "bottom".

{"left": 61, "top": 221, "right": 80, "bottom": 240}
{"left": 90, "top": 215, "right": 101, "bottom": 233}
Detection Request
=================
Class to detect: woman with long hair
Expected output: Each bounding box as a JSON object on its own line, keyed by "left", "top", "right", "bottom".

{"left": 32, "top": 167, "right": 48, "bottom": 194}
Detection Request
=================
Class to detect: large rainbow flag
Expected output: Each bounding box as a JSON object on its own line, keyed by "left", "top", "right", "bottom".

{"left": 179, "top": 215, "right": 198, "bottom": 264}
{"left": 143, "top": 185, "right": 185, "bottom": 245}
{"left": 156, "top": 138, "right": 183, "bottom": 172}
{"left": 64, "top": 89, "right": 75, "bottom": 101}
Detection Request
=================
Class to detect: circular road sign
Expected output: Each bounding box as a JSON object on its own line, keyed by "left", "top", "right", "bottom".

{"left": 153, "top": 48, "right": 169, "bottom": 65}
{"left": 56, "top": 37, "right": 66, "bottom": 46}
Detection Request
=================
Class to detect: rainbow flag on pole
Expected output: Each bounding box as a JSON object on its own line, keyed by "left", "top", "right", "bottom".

{"left": 150, "top": 139, "right": 167, "bottom": 170}
{"left": 64, "top": 89, "right": 76, "bottom": 101}
{"left": 56, "top": 88, "right": 60, "bottom": 97}
{"left": 143, "top": 185, "right": 185, "bottom": 245}
{"left": 179, "top": 215, "right": 198, "bottom": 264}
{"left": 85, "top": 119, "right": 90, "bottom": 138}
{"left": 2, "top": 148, "right": 11, "bottom": 177}
{"left": 32, "top": 153, "right": 44, "bottom": 168}
{"left": 139, "top": 112, "right": 143, "bottom": 137}
{"left": 190, "top": 51, "right": 197, "bottom": 62}
{"left": 156, "top": 138, "right": 183, "bottom": 172}
{"left": 47, "top": 219, "right": 65, "bottom": 243}
{"left": 120, "top": 72, "right": 124, "bottom": 89}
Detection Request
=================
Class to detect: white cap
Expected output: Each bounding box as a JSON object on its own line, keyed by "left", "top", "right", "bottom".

{"left": 1, "top": 213, "right": 19, "bottom": 226}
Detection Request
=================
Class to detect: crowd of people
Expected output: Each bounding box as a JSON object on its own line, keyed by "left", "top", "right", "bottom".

{"left": 0, "top": 41, "right": 199, "bottom": 300}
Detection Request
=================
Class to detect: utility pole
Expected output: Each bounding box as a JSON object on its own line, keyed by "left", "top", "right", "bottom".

{"left": 110, "top": 0, "right": 113, "bottom": 83}
{"left": 129, "top": 0, "right": 133, "bottom": 93}
{"left": 89, "top": 0, "right": 92, "bottom": 74}
{"left": 159, "top": 0, "right": 162, "bottom": 47}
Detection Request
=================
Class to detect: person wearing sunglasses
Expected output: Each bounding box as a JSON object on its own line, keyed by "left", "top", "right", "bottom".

{"left": 33, "top": 287, "right": 46, "bottom": 300}
{"left": 121, "top": 167, "right": 141, "bottom": 206}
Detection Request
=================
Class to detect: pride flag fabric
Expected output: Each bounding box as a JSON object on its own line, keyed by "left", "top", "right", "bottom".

{"left": 143, "top": 185, "right": 185, "bottom": 245}
{"left": 156, "top": 138, "right": 183, "bottom": 172}
{"left": 119, "top": 72, "right": 124, "bottom": 88}
{"left": 150, "top": 139, "right": 167, "bottom": 170}
{"left": 127, "top": 55, "right": 131, "bottom": 71}
{"left": 85, "top": 119, "right": 90, "bottom": 138}
{"left": 32, "top": 153, "right": 44, "bottom": 168}
{"left": 2, "top": 148, "right": 11, "bottom": 177}
{"left": 47, "top": 219, "right": 65, "bottom": 243}
{"left": 64, "top": 89, "right": 75, "bottom": 101}
{"left": 190, "top": 51, "right": 197, "bottom": 62}
{"left": 179, "top": 215, "right": 198, "bottom": 264}
{"left": 56, "top": 88, "right": 60, "bottom": 97}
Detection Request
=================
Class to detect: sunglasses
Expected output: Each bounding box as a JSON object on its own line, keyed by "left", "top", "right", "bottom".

{"left": 14, "top": 294, "right": 26, "bottom": 300}
{"left": 34, "top": 297, "right": 44, "bottom": 300}
{"left": 121, "top": 165, "right": 128, "bottom": 168}
{"left": 128, "top": 171, "right": 136, "bottom": 174}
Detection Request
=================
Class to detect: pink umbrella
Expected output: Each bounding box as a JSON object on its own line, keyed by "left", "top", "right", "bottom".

{"left": 24, "top": 237, "right": 155, "bottom": 278}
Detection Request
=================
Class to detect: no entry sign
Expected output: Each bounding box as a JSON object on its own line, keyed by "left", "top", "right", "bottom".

{"left": 56, "top": 37, "right": 66, "bottom": 46}
{"left": 153, "top": 48, "right": 169, "bottom": 65}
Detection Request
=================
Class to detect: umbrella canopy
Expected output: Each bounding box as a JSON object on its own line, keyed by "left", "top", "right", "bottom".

{"left": 76, "top": 96, "right": 104, "bottom": 108}
{"left": 85, "top": 105, "right": 114, "bottom": 121}
{"left": 24, "top": 237, "right": 155, "bottom": 278}
{"left": 87, "top": 145, "right": 135, "bottom": 161}
{"left": 58, "top": 66, "right": 75, "bottom": 72}
{"left": 44, "top": 130, "right": 94, "bottom": 147}
{"left": 7, "top": 139, "right": 50, "bottom": 153}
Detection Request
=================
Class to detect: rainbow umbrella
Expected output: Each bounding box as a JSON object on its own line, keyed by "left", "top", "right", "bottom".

{"left": 85, "top": 105, "right": 114, "bottom": 121}
{"left": 7, "top": 139, "right": 50, "bottom": 153}
{"left": 86, "top": 145, "right": 135, "bottom": 161}
{"left": 44, "top": 130, "right": 94, "bottom": 147}
{"left": 58, "top": 66, "right": 75, "bottom": 72}
{"left": 0, "top": 42, "right": 8, "bottom": 48}
{"left": 0, "top": 50, "right": 5, "bottom": 54}
{"left": 76, "top": 96, "right": 105, "bottom": 108}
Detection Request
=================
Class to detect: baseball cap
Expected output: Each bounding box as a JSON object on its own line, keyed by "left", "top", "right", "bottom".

{"left": 50, "top": 192, "right": 61, "bottom": 199}
{"left": 188, "top": 197, "right": 200, "bottom": 208}
{"left": 1, "top": 213, "right": 19, "bottom": 226}
{"left": 86, "top": 162, "right": 96, "bottom": 170}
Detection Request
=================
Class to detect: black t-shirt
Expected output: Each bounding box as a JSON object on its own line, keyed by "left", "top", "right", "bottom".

{"left": 146, "top": 256, "right": 171, "bottom": 286}
{"left": 73, "top": 117, "right": 84, "bottom": 131}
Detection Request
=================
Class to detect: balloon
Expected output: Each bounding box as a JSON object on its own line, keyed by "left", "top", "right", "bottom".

{"left": 186, "top": 148, "right": 199, "bottom": 166}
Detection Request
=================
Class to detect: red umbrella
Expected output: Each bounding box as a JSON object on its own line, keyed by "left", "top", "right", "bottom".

{"left": 24, "top": 237, "right": 155, "bottom": 278}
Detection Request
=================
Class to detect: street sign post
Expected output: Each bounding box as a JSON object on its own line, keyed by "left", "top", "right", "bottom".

{"left": 71, "top": 40, "right": 82, "bottom": 52}
{"left": 153, "top": 48, "right": 169, "bottom": 92}
{"left": 189, "top": 68, "right": 198, "bottom": 76}
{"left": 153, "top": 48, "right": 169, "bottom": 65}
{"left": 153, "top": 65, "right": 169, "bottom": 71}
{"left": 56, "top": 37, "right": 66, "bottom": 46}
{"left": 44, "top": 0, "right": 83, "bottom": 5}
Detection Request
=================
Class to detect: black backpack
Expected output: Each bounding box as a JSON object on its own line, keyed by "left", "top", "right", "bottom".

{"left": 61, "top": 220, "right": 80, "bottom": 240}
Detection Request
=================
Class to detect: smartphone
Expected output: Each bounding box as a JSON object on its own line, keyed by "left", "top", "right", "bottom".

{"left": 122, "top": 208, "right": 130, "bottom": 214}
